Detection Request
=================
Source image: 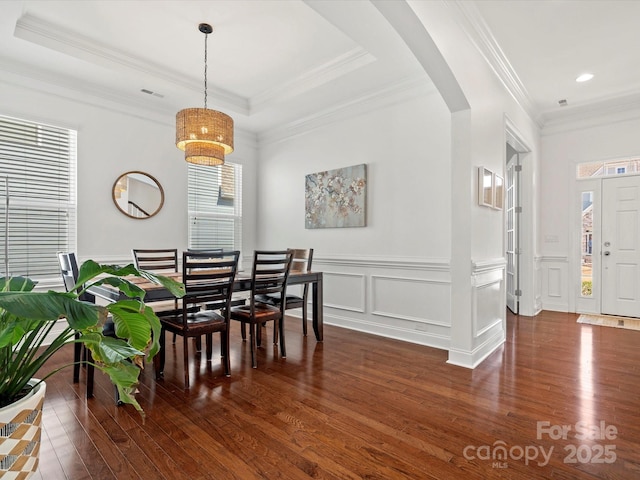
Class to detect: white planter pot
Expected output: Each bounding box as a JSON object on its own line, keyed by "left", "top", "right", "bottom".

{"left": 0, "top": 380, "right": 46, "bottom": 479}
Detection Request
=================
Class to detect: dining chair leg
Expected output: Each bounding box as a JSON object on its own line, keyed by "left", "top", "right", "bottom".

{"left": 249, "top": 323, "right": 258, "bottom": 368}
{"left": 156, "top": 328, "right": 166, "bottom": 379}
{"left": 279, "top": 316, "right": 286, "bottom": 358}
{"left": 73, "top": 335, "right": 82, "bottom": 383}
{"left": 222, "top": 329, "right": 230, "bottom": 377}
{"left": 302, "top": 301, "right": 308, "bottom": 336}
{"left": 195, "top": 336, "right": 202, "bottom": 352}
{"left": 257, "top": 322, "right": 264, "bottom": 347}
{"left": 183, "top": 336, "right": 190, "bottom": 389}
{"left": 86, "top": 350, "right": 95, "bottom": 398}
{"left": 240, "top": 322, "right": 246, "bottom": 340}
{"left": 205, "top": 333, "right": 213, "bottom": 361}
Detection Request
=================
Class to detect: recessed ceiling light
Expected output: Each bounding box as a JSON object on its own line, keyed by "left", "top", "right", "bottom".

{"left": 576, "top": 73, "right": 594, "bottom": 83}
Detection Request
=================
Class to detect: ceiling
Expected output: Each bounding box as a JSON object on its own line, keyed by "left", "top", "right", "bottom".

{"left": 1, "top": 0, "right": 638, "bottom": 136}
{"left": 470, "top": 0, "right": 640, "bottom": 125}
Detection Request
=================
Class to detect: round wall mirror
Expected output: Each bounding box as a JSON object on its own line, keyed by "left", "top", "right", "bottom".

{"left": 112, "top": 171, "right": 164, "bottom": 219}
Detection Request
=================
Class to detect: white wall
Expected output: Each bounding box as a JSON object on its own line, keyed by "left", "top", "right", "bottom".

{"left": 405, "top": 0, "right": 542, "bottom": 365}
{"left": 255, "top": 0, "right": 547, "bottom": 366}
{"left": 257, "top": 88, "right": 451, "bottom": 258}
{"left": 540, "top": 115, "right": 640, "bottom": 312}
{"left": 0, "top": 77, "right": 259, "bottom": 268}
{"left": 257, "top": 86, "right": 455, "bottom": 349}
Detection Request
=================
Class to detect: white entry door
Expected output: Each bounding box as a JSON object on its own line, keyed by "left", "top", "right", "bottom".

{"left": 602, "top": 175, "right": 640, "bottom": 316}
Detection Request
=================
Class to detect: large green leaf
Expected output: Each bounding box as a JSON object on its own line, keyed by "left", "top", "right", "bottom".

{"left": 0, "top": 318, "right": 45, "bottom": 348}
{"left": 81, "top": 333, "right": 144, "bottom": 364}
{"left": 95, "top": 360, "right": 144, "bottom": 414}
{"left": 107, "top": 300, "right": 161, "bottom": 354}
{"left": 137, "top": 270, "right": 186, "bottom": 298}
{"left": 76, "top": 260, "right": 141, "bottom": 287}
{"left": 77, "top": 260, "right": 185, "bottom": 300}
{"left": 0, "top": 277, "right": 36, "bottom": 293}
{"left": 0, "top": 291, "right": 104, "bottom": 329}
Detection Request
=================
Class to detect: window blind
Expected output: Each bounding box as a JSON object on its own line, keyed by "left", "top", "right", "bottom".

{"left": 188, "top": 162, "right": 242, "bottom": 252}
{"left": 0, "top": 115, "right": 77, "bottom": 278}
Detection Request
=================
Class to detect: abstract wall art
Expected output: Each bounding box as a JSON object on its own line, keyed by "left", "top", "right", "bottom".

{"left": 305, "top": 164, "right": 367, "bottom": 229}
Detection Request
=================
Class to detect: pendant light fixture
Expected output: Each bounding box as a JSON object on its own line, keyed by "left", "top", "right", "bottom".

{"left": 176, "top": 23, "right": 234, "bottom": 166}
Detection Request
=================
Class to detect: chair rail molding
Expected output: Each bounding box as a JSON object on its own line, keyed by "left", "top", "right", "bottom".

{"left": 314, "top": 254, "right": 450, "bottom": 271}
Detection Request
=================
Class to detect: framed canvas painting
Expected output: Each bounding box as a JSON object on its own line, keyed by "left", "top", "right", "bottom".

{"left": 305, "top": 164, "right": 367, "bottom": 228}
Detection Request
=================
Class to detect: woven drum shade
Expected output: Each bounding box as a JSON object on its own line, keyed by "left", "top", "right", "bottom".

{"left": 176, "top": 108, "right": 234, "bottom": 166}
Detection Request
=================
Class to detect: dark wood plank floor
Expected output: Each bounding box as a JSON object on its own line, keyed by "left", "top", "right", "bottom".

{"left": 32, "top": 310, "right": 640, "bottom": 479}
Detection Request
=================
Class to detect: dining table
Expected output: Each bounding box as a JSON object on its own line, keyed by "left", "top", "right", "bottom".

{"left": 89, "top": 270, "right": 324, "bottom": 341}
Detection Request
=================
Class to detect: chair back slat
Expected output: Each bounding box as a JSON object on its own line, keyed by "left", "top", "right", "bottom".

{"left": 182, "top": 250, "right": 240, "bottom": 317}
{"left": 132, "top": 249, "right": 178, "bottom": 272}
{"left": 290, "top": 248, "right": 313, "bottom": 273}
{"left": 251, "top": 250, "right": 293, "bottom": 305}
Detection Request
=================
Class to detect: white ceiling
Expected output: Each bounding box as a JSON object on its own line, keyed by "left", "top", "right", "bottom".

{"left": 1, "top": 0, "right": 639, "bottom": 135}
{"left": 466, "top": 0, "right": 640, "bottom": 125}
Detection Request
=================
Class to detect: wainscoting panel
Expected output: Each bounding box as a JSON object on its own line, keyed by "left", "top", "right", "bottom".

{"left": 323, "top": 272, "right": 366, "bottom": 313}
{"left": 371, "top": 275, "right": 450, "bottom": 326}
{"left": 540, "top": 256, "right": 569, "bottom": 312}
{"left": 474, "top": 280, "right": 503, "bottom": 337}
{"left": 460, "top": 259, "right": 506, "bottom": 368}
{"left": 313, "top": 256, "right": 452, "bottom": 351}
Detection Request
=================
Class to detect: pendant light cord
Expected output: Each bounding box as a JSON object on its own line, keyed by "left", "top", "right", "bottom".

{"left": 203, "top": 31, "right": 208, "bottom": 109}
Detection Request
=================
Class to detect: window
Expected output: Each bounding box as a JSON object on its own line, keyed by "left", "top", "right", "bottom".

{"left": 580, "top": 191, "right": 593, "bottom": 297}
{"left": 188, "top": 162, "right": 242, "bottom": 252}
{"left": 577, "top": 158, "right": 640, "bottom": 178}
{"left": 0, "top": 114, "right": 77, "bottom": 278}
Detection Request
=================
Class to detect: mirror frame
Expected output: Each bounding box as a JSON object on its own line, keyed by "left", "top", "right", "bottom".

{"left": 112, "top": 170, "right": 165, "bottom": 220}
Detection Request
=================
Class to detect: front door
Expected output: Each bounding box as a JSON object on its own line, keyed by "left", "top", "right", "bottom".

{"left": 602, "top": 175, "right": 640, "bottom": 316}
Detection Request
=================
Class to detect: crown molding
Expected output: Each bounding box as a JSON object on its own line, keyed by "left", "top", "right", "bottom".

{"left": 258, "top": 74, "right": 435, "bottom": 146}
{"left": 541, "top": 91, "right": 640, "bottom": 136}
{"left": 446, "top": 1, "right": 541, "bottom": 128}
{"left": 250, "top": 47, "right": 376, "bottom": 114}
{"left": 0, "top": 58, "right": 175, "bottom": 126}
{"left": 0, "top": 58, "right": 257, "bottom": 148}
{"left": 14, "top": 12, "right": 250, "bottom": 115}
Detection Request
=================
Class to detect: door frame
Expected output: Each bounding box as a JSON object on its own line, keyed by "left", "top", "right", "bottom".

{"left": 505, "top": 120, "right": 533, "bottom": 315}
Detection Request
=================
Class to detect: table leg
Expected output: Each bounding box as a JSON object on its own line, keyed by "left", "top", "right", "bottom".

{"left": 312, "top": 275, "right": 323, "bottom": 341}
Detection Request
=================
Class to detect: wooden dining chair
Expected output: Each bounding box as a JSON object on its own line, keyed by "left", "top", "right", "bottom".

{"left": 57, "top": 252, "right": 120, "bottom": 403}
{"left": 132, "top": 248, "right": 183, "bottom": 341}
{"left": 230, "top": 250, "right": 293, "bottom": 368}
{"left": 255, "top": 248, "right": 313, "bottom": 336}
{"left": 186, "top": 248, "right": 223, "bottom": 254}
{"left": 155, "top": 250, "right": 240, "bottom": 389}
{"left": 132, "top": 248, "right": 179, "bottom": 272}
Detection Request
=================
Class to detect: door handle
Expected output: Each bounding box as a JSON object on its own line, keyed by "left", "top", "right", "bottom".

{"left": 604, "top": 251, "right": 611, "bottom": 256}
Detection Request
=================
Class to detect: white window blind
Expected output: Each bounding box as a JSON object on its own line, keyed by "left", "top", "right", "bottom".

{"left": 0, "top": 114, "right": 77, "bottom": 278}
{"left": 188, "top": 162, "right": 242, "bottom": 252}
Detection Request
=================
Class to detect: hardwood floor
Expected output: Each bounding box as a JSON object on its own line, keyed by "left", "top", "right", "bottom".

{"left": 32, "top": 310, "right": 640, "bottom": 479}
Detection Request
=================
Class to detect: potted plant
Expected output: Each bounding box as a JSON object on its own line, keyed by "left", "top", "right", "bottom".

{"left": 0, "top": 259, "right": 184, "bottom": 478}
